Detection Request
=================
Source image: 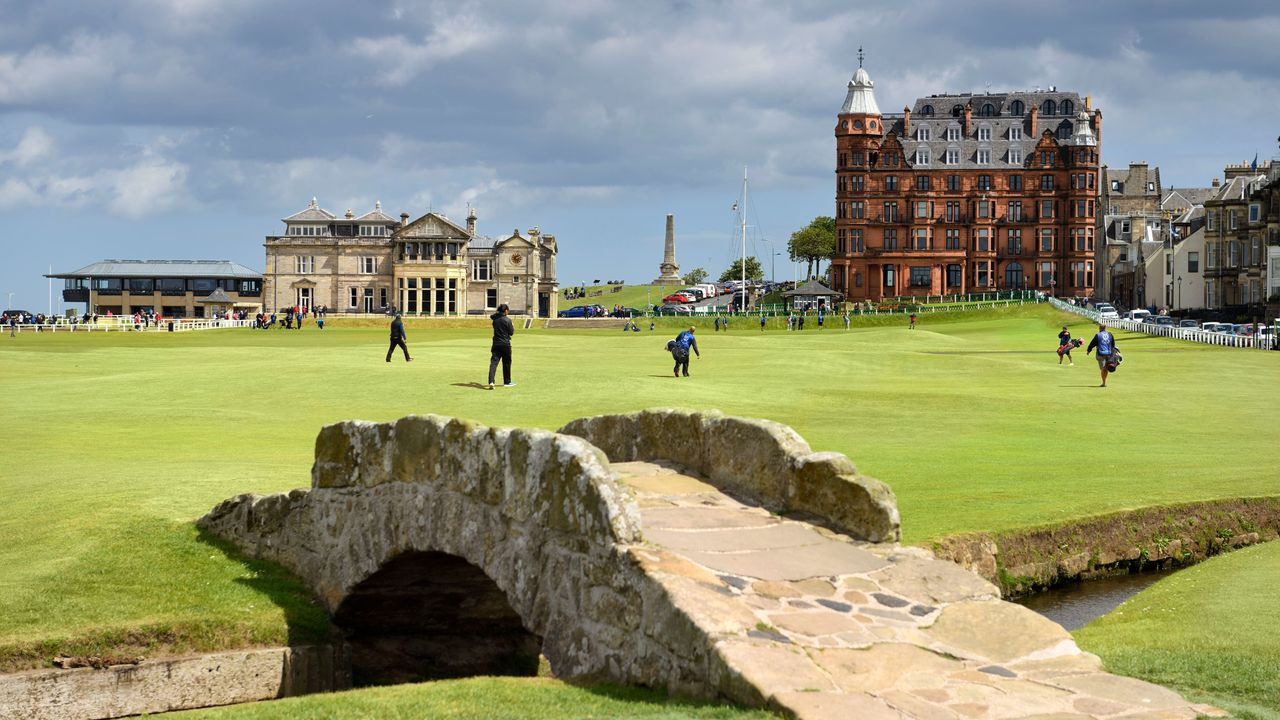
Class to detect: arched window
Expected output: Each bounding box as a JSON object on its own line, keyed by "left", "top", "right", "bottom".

{"left": 1009, "top": 100, "right": 1025, "bottom": 116}
{"left": 920, "top": 104, "right": 935, "bottom": 116}
{"left": 951, "top": 104, "right": 964, "bottom": 117}
{"left": 980, "top": 103, "right": 995, "bottom": 117}
{"left": 1004, "top": 262, "right": 1025, "bottom": 289}
{"left": 1041, "top": 99, "right": 1057, "bottom": 116}
{"left": 1061, "top": 99, "right": 1074, "bottom": 116}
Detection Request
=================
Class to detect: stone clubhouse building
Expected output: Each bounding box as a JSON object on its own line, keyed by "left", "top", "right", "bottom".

{"left": 262, "top": 199, "right": 559, "bottom": 317}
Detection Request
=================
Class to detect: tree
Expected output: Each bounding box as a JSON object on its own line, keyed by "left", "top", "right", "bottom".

{"left": 718, "top": 256, "right": 764, "bottom": 283}
{"left": 788, "top": 216, "right": 836, "bottom": 280}
{"left": 682, "top": 267, "right": 709, "bottom": 285}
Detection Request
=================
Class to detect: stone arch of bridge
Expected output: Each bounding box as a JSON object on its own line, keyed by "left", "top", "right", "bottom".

{"left": 333, "top": 549, "right": 542, "bottom": 686}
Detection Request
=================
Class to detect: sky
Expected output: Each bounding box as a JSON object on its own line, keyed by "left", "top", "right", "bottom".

{"left": 2, "top": 0, "right": 1279, "bottom": 312}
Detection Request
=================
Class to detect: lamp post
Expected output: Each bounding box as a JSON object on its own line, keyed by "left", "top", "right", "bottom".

{"left": 6, "top": 292, "right": 12, "bottom": 311}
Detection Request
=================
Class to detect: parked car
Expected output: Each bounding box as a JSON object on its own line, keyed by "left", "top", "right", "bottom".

{"left": 655, "top": 304, "right": 692, "bottom": 315}
{"left": 610, "top": 307, "right": 643, "bottom": 318}
{"left": 1154, "top": 316, "right": 1175, "bottom": 327}
{"left": 663, "top": 292, "right": 693, "bottom": 304}
{"left": 1097, "top": 305, "right": 1119, "bottom": 321}
{"left": 1125, "top": 309, "right": 1152, "bottom": 322}
{"left": 1198, "top": 321, "right": 1225, "bottom": 333}
{"left": 1178, "top": 319, "right": 1199, "bottom": 329}
{"left": 557, "top": 305, "right": 594, "bottom": 318}
{"left": 680, "top": 288, "right": 708, "bottom": 301}
{"left": 1140, "top": 315, "right": 1159, "bottom": 325}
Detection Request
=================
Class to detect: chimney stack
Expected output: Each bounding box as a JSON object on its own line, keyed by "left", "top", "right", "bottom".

{"left": 400, "top": 213, "right": 409, "bottom": 227}
{"left": 902, "top": 106, "right": 911, "bottom": 135}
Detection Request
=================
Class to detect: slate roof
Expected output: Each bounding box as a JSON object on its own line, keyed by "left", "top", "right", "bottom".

{"left": 843, "top": 67, "right": 1097, "bottom": 171}
{"left": 283, "top": 198, "right": 337, "bottom": 223}
{"left": 1208, "top": 174, "right": 1266, "bottom": 204}
{"left": 354, "top": 200, "right": 399, "bottom": 224}
{"left": 783, "top": 280, "right": 841, "bottom": 297}
{"left": 1162, "top": 187, "right": 1217, "bottom": 209}
{"left": 48, "top": 260, "right": 262, "bottom": 279}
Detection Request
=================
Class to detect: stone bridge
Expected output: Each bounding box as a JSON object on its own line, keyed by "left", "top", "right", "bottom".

{"left": 200, "top": 410, "right": 1216, "bottom": 719}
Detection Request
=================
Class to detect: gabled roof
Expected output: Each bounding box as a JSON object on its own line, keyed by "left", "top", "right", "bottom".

{"left": 47, "top": 260, "right": 262, "bottom": 279}
{"left": 283, "top": 198, "right": 337, "bottom": 223}
{"left": 783, "top": 279, "right": 841, "bottom": 297}
{"left": 496, "top": 232, "right": 534, "bottom": 249}
{"left": 355, "top": 200, "right": 398, "bottom": 224}
{"left": 199, "top": 288, "right": 235, "bottom": 303}
{"left": 1163, "top": 187, "right": 1217, "bottom": 209}
{"left": 394, "top": 211, "right": 470, "bottom": 240}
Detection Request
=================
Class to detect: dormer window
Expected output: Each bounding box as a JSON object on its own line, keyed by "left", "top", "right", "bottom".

{"left": 979, "top": 103, "right": 995, "bottom": 117}
{"left": 1061, "top": 99, "right": 1074, "bottom": 116}
{"left": 946, "top": 148, "right": 960, "bottom": 164}
{"left": 915, "top": 148, "right": 931, "bottom": 165}
{"left": 920, "top": 104, "right": 935, "bottom": 116}
{"left": 1009, "top": 100, "right": 1025, "bottom": 116}
{"left": 1009, "top": 126, "right": 1023, "bottom": 141}
{"left": 977, "top": 126, "right": 991, "bottom": 141}
{"left": 946, "top": 126, "right": 960, "bottom": 141}
{"left": 1042, "top": 99, "right": 1057, "bottom": 115}
{"left": 917, "top": 127, "right": 931, "bottom": 141}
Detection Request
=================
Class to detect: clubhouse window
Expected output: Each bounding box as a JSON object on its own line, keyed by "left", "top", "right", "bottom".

{"left": 909, "top": 266, "right": 930, "bottom": 287}
{"left": 295, "top": 256, "right": 315, "bottom": 273}
{"left": 946, "top": 264, "right": 961, "bottom": 287}
{"left": 883, "top": 266, "right": 895, "bottom": 288}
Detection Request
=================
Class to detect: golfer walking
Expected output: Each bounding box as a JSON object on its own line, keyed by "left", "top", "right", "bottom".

{"left": 386, "top": 313, "right": 412, "bottom": 363}
{"left": 487, "top": 303, "right": 515, "bottom": 389}
{"left": 1086, "top": 323, "right": 1117, "bottom": 388}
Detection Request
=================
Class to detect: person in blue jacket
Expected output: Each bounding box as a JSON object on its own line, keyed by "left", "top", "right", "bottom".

{"left": 668, "top": 325, "right": 700, "bottom": 377}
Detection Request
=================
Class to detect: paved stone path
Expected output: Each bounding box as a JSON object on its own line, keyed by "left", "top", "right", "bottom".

{"left": 613, "top": 461, "right": 1222, "bottom": 720}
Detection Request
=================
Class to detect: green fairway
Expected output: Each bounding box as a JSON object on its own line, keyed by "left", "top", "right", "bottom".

{"left": 1, "top": 303, "right": 1277, "bottom": 672}
{"left": 167, "top": 677, "right": 778, "bottom": 720}
{"left": 1075, "top": 541, "right": 1280, "bottom": 719}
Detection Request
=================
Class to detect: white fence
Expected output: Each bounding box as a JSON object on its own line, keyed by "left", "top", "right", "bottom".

{"left": 1049, "top": 298, "right": 1278, "bottom": 350}
{"left": 6, "top": 318, "right": 256, "bottom": 333}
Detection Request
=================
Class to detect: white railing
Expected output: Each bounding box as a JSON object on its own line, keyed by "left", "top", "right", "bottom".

{"left": 1048, "top": 298, "right": 1277, "bottom": 350}
{"left": 5, "top": 318, "right": 256, "bottom": 333}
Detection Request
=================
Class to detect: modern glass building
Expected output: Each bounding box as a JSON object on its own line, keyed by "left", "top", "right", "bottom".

{"left": 47, "top": 260, "right": 263, "bottom": 317}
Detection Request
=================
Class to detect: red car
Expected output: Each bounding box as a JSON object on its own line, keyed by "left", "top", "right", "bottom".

{"left": 663, "top": 292, "right": 693, "bottom": 303}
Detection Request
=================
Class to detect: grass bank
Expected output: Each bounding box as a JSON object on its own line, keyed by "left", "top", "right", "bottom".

{"left": 1075, "top": 541, "right": 1280, "bottom": 719}
{"left": 1, "top": 304, "right": 1277, "bottom": 672}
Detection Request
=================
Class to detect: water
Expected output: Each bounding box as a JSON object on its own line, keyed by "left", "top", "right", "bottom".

{"left": 1013, "top": 569, "right": 1176, "bottom": 631}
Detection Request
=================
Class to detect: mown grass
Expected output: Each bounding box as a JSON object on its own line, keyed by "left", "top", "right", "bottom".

{"left": 1075, "top": 541, "right": 1280, "bottom": 719}
{"left": 1, "top": 303, "right": 1276, "bottom": 682}
{"left": 165, "top": 678, "right": 778, "bottom": 719}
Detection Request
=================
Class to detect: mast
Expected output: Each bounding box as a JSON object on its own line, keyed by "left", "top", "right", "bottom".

{"left": 741, "top": 167, "right": 748, "bottom": 309}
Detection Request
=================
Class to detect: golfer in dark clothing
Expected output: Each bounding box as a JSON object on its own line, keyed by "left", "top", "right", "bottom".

{"left": 487, "top": 304, "right": 515, "bottom": 388}
{"left": 386, "top": 314, "right": 412, "bottom": 362}
{"left": 670, "top": 326, "right": 700, "bottom": 377}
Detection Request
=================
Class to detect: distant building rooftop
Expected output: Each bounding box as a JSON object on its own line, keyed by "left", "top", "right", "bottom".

{"left": 47, "top": 260, "right": 262, "bottom": 279}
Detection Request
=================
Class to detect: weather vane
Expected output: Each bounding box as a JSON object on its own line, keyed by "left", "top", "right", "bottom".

{"left": 858, "top": 46, "right": 864, "bottom": 68}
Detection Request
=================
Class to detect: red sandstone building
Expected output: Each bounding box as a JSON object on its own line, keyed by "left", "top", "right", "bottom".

{"left": 831, "top": 61, "right": 1102, "bottom": 301}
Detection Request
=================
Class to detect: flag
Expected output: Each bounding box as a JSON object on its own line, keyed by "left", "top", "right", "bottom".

{"left": 1251, "top": 153, "right": 1258, "bottom": 172}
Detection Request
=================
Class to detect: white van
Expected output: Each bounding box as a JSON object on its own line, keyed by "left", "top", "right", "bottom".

{"left": 1125, "top": 309, "right": 1151, "bottom": 322}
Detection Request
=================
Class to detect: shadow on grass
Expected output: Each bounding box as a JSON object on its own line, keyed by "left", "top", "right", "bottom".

{"left": 451, "top": 382, "right": 493, "bottom": 390}
{"left": 194, "top": 527, "right": 335, "bottom": 647}
{"left": 571, "top": 681, "right": 774, "bottom": 716}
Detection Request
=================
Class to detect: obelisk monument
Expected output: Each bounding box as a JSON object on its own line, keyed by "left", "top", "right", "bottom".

{"left": 652, "top": 214, "right": 681, "bottom": 285}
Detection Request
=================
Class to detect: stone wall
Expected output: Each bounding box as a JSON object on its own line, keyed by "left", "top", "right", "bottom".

{"left": 559, "top": 409, "right": 900, "bottom": 543}
{"left": 0, "top": 646, "right": 344, "bottom": 720}
{"left": 932, "top": 497, "right": 1280, "bottom": 595}
{"left": 198, "top": 414, "right": 747, "bottom": 697}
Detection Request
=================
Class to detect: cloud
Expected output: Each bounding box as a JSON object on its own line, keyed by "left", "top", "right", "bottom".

{"left": 350, "top": 8, "right": 496, "bottom": 86}
{"left": 0, "top": 126, "right": 54, "bottom": 166}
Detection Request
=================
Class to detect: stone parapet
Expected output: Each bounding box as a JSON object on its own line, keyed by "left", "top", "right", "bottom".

{"left": 559, "top": 409, "right": 900, "bottom": 543}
